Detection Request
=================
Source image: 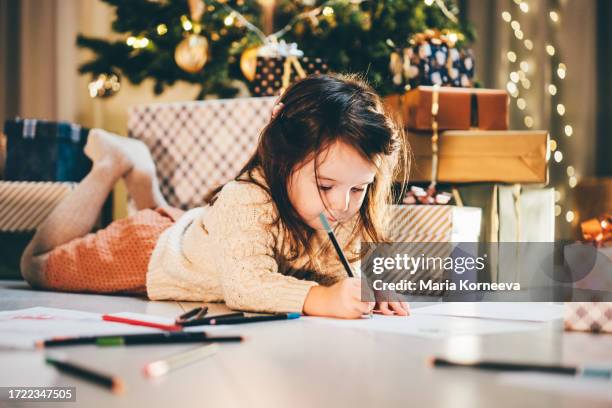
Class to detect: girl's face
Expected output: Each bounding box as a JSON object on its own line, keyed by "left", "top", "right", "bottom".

{"left": 288, "top": 140, "right": 376, "bottom": 230}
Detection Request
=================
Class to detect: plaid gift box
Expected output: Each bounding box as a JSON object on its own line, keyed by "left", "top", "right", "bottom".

{"left": 128, "top": 97, "right": 276, "bottom": 209}
{"left": 250, "top": 56, "right": 329, "bottom": 97}
{"left": 565, "top": 302, "right": 612, "bottom": 334}
{"left": 3, "top": 119, "right": 91, "bottom": 182}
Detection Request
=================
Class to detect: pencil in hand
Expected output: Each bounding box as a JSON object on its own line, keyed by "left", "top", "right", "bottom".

{"left": 319, "top": 213, "right": 354, "bottom": 278}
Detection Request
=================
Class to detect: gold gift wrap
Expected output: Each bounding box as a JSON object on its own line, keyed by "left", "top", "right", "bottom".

{"left": 402, "top": 130, "right": 550, "bottom": 184}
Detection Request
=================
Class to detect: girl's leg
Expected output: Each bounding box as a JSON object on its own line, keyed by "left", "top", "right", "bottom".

{"left": 20, "top": 129, "right": 157, "bottom": 288}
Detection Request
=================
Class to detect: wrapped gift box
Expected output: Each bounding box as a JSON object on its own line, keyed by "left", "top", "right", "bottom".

{"left": 250, "top": 56, "right": 329, "bottom": 97}
{"left": 128, "top": 97, "right": 276, "bottom": 209}
{"left": 383, "top": 205, "right": 482, "bottom": 296}
{"left": 565, "top": 302, "right": 612, "bottom": 334}
{"left": 388, "top": 205, "right": 482, "bottom": 243}
{"left": 3, "top": 119, "right": 91, "bottom": 182}
{"left": 401, "top": 130, "right": 549, "bottom": 184}
{"left": 385, "top": 86, "right": 509, "bottom": 131}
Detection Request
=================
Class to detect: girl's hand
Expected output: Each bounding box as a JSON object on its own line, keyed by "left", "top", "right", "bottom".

{"left": 374, "top": 301, "right": 410, "bottom": 316}
{"left": 303, "top": 278, "right": 375, "bottom": 319}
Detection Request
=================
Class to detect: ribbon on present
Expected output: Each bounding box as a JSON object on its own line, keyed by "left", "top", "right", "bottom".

{"left": 281, "top": 55, "right": 307, "bottom": 94}
{"left": 581, "top": 214, "right": 612, "bottom": 247}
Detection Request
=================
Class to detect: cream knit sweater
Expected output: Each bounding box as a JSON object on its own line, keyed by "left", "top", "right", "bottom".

{"left": 146, "top": 169, "right": 360, "bottom": 313}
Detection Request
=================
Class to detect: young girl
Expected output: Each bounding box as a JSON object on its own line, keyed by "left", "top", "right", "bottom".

{"left": 20, "top": 74, "right": 410, "bottom": 319}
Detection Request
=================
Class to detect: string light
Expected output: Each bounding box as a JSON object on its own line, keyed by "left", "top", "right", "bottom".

{"left": 156, "top": 24, "right": 168, "bottom": 36}
{"left": 554, "top": 151, "right": 563, "bottom": 163}
{"left": 224, "top": 12, "right": 236, "bottom": 26}
{"left": 566, "top": 211, "right": 575, "bottom": 223}
{"left": 514, "top": 30, "right": 524, "bottom": 40}
{"left": 181, "top": 15, "right": 193, "bottom": 31}
{"left": 546, "top": 44, "right": 555, "bottom": 56}
{"left": 549, "top": 139, "right": 557, "bottom": 151}
{"left": 564, "top": 125, "right": 573, "bottom": 137}
{"left": 569, "top": 176, "right": 577, "bottom": 188}
{"left": 502, "top": 11, "right": 512, "bottom": 22}
{"left": 511, "top": 21, "right": 521, "bottom": 31}
{"left": 524, "top": 39, "right": 533, "bottom": 50}
{"left": 548, "top": 84, "right": 557, "bottom": 95}
{"left": 424, "top": 0, "right": 434, "bottom": 5}
{"left": 322, "top": 6, "right": 334, "bottom": 16}
{"left": 524, "top": 116, "right": 534, "bottom": 128}
{"left": 566, "top": 166, "right": 575, "bottom": 177}
{"left": 517, "top": 98, "right": 526, "bottom": 110}
{"left": 549, "top": 11, "right": 559, "bottom": 22}
{"left": 555, "top": 205, "right": 562, "bottom": 216}
{"left": 519, "top": 2, "right": 529, "bottom": 13}
{"left": 507, "top": 51, "right": 517, "bottom": 62}
{"left": 556, "top": 103, "right": 566, "bottom": 116}
{"left": 520, "top": 61, "right": 529, "bottom": 72}
{"left": 126, "top": 36, "right": 149, "bottom": 49}
{"left": 510, "top": 71, "right": 519, "bottom": 82}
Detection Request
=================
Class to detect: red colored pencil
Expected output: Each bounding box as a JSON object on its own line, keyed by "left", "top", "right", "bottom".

{"left": 102, "top": 315, "right": 182, "bottom": 332}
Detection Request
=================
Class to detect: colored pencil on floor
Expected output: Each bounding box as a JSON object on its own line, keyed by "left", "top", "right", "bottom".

{"left": 143, "top": 343, "right": 219, "bottom": 378}
{"left": 45, "top": 356, "right": 125, "bottom": 394}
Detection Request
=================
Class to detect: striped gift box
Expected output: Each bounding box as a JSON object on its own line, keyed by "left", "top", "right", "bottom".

{"left": 0, "top": 181, "right": 75, "bottom": 232}
{"left": 386, "top": 205, "right": 482, "bottom": 295}
{"left": 388, "top": 205, "right": 481, "bottom": 242}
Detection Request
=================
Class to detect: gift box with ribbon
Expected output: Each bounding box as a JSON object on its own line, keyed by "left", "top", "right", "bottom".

{"left": 385, "top": 86, "right": 509, "bottom": 131}
{"left": 402, "top": 130, "right": 550, "bottom": 184}
{"left": 249, "top": 41, "right": 329, "bottom": 97}
{"left": 3, "top": 118, "right": 91, "bottom": 182}
{"left": 389, "top": 29, "right": 475, "bottom": 90}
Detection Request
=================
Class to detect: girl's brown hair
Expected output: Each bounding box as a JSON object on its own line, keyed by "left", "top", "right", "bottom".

{"left": 205, "top": 73, "right": 408, "bottom": 260}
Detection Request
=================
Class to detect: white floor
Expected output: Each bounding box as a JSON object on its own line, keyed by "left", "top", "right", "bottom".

{"left": 1, "top": 280, "right": 611, "bottom": 408}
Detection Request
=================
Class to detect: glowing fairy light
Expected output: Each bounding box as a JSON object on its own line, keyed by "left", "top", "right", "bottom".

{"left": 548, "top": 84, "right": 557, "bottom": 95}
{"left": 502, "top": 11, "right": 512, "bottom": 22}
{"left": 546, "top": 44, "right": 555, "bottom": 56}
{"left": 524, "top": 39, "right": 533, "bottom": 50}
{"left": 549, "top": 11, "right": 559, "bottom": 22}
{"left": 507, "top": 51, "right": 517, "bottom": 62}
{"left": 511, "top": 21, "right": 521, "bottom": 31}
{"left": 569, "top": 176, "right": 577, "bottom": 188}
{"left": 510, "top": 72, "right": 519, "bottom": 83}
{"left": 549, "top": 139, "right": 557, "bottom": 151}
{"left": 554, "top": 151, "right": 563, "bottom": 163}
{"left": 555, "top": 205, "right": 561, "bottom": 216}
{"left": 557, "top": 103, "right": 566, "bottom": 116}
{"left": 517, "top": 98, "right": 526, "bottom": 110}
{"left": 566, "top": 166, "right": 575, "bottom": 177}
{"left": 524, "top": 116, "right": 534, "bottom": 128}
{"left": 565, "top": 211, "right": 575, "bottom": 223}
{"left": 156, "top": 24, "right": 168, "bottom": 35}
{"left": 520, "top": 61, "right": 529, "bottom": 72}
{"left": 519, "top": 2, "right": 529, "bottom": 13}
{"left": 564, "top": 125, "right": 573, "bottom": 137}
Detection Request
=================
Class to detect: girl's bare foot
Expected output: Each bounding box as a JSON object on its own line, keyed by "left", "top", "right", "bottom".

{"left": 84, "top": 129, "right": 167, "bottom": 209}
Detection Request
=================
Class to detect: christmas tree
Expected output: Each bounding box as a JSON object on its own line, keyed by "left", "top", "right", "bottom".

{"left": 77, "top": 0, "right": 471, "bottom": 99}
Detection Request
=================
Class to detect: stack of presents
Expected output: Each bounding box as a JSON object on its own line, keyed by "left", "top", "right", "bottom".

{"left": 0, "top": 34, "right": 609, "bottom": 333}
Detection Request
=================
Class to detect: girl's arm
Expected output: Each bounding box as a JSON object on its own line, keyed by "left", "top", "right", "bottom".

{"left": 211, "top": 183, "right": 318, "bottom": 314}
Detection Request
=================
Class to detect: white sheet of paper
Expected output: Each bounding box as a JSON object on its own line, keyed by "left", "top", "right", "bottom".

{"left": 498, "top": 372, "right": 612, "bottom": 402}
{"left": 0, "top": 307, "right": 161, "bottom": 349}
{"left": 411, "top": 302, "right": 565, "bottom": 322}
{"left": 0, "top": 307, "right": 229, "bottom": 350}
{"left": 302, "top": 314, "right": 543, "bottom": 339}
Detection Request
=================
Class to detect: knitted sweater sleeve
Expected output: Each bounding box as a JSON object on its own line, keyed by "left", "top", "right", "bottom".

{"left": 209, "top": 182, "right": 318, "bottom": 313}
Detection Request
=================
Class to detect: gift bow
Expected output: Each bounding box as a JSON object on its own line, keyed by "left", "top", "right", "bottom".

{"left": 581, "top": 214, "right": 612, "bottom": 247}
